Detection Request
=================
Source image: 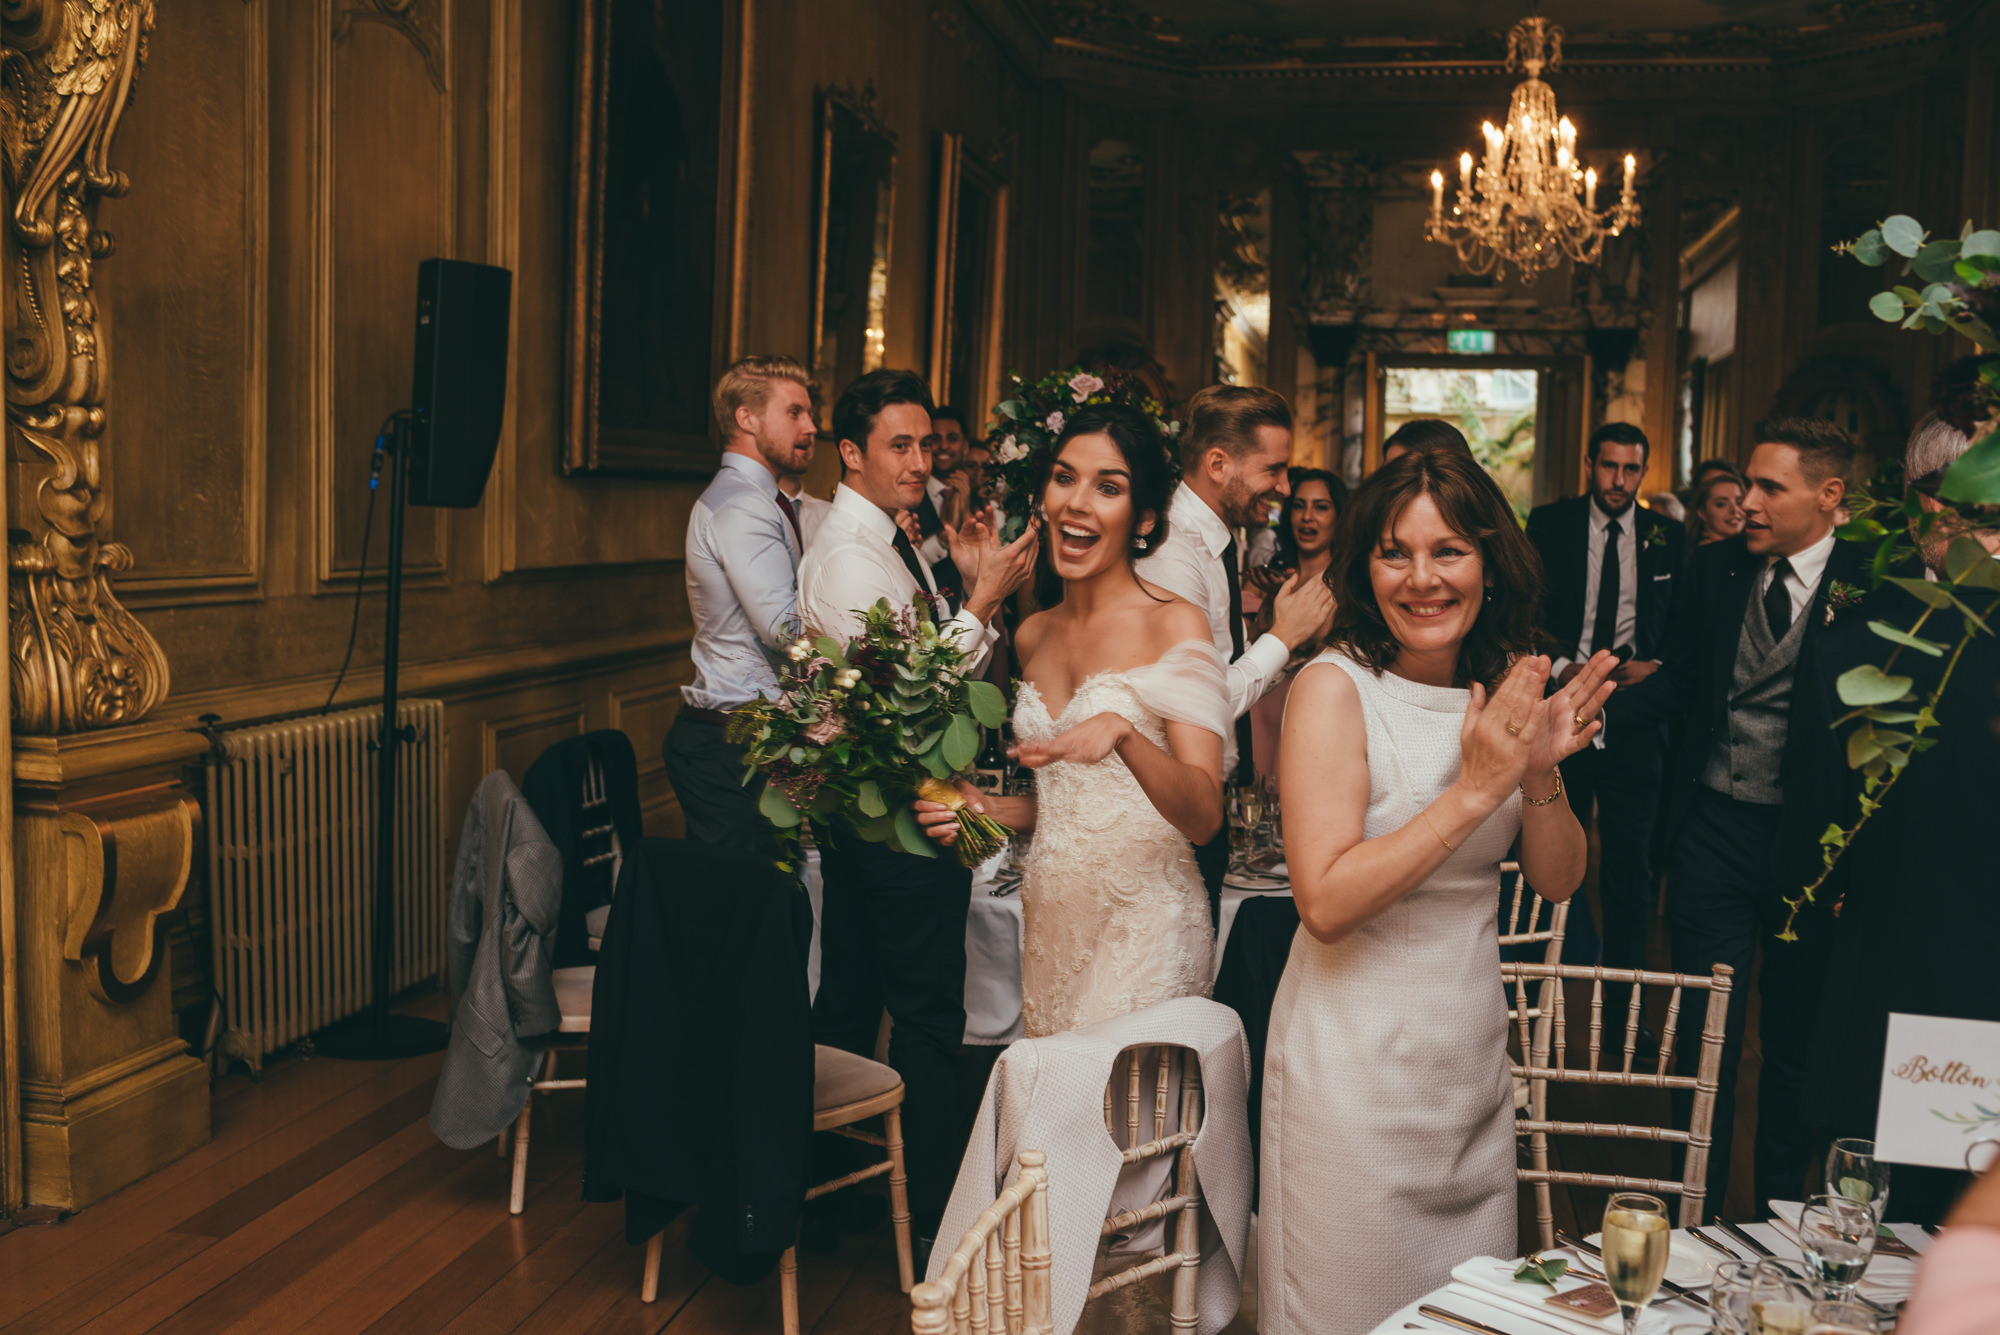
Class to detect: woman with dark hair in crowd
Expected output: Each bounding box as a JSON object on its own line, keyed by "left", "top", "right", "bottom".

{"left": 1383, "top": 417, "right": 1473, "bottom": 463}
{"left": 1256, "top": 449, "right": 1619, "bottom": 1334}
{"left": 1691, "top": 467, "right": 1747, "bottom": 544}
{"left": 914, "top": 404, "right": 1231, "bottom": 1035}
{"left": 1246, "top": 467, "right": 1348, "bottom": 782}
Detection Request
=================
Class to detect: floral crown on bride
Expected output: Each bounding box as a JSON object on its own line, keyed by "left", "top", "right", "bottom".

{"left": 980, "top": 367, "right": 1179, "bottom": 542}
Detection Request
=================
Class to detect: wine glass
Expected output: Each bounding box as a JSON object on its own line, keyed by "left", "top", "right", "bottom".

{"left": 1804, "top": 1299, "right": 1878, "bottom": 1335}
{"left": 1797, "top": 1194, "right": 1879, "bottom": 1303}
{"left": 1709, "top": 1259, "right": 1761, "bottom": 1335}
{"left": 1746, "top": 1262, "right": 1817, "bottom": 1335}
{"left": 1825, "top": 1137, "right": 1890, "bottom": 1215}
{"left": 1238, "top": 786, "right": 1266, "bottom": 861}
{"left": 1601, "top": 1192, "right": 1671, "bottom": 1335}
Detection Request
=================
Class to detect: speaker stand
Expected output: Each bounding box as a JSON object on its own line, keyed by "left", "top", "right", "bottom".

{"left": 320, "top": 410, "right": 446, "bottom": 1062}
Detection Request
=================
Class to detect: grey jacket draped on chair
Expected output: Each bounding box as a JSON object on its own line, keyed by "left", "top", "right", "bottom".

{"left": 428, "top": 770, "right": 566, "bottom": 1149}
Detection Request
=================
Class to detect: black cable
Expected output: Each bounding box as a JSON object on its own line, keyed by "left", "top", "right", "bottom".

{"left": 321, "top": 414, "right": 401, "bottom": 714}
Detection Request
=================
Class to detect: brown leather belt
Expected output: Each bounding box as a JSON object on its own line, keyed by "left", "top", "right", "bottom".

{"left": 678, "top": 707, "right": 735, "bottom": 727}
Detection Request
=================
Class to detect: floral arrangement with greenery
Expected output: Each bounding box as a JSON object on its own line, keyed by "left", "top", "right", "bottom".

{"left": 728, "top": 598, "right": 1011, "bottom": 869}
{"left": 981, "top": 367, "right": 1180, "bottom": 541}
{"left": 1780, "top": 216, "right": 2000, "bottom": 938}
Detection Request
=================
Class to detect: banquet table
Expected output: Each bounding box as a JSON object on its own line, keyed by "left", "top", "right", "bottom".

{"left": 1366, "top": 1215, "right": 1933, "bottom": 1334}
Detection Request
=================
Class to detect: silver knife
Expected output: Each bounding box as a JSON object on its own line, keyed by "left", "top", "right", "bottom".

{"left": 1686, "top": 1225, "right": 1741, "bottom": 1260}
{"left": 1712, "top": 1215, "right": 1777, "bottom": 1258}
{"left": 1418, "top": 1304, "right": 1554, "bottom": 1335}
{"left": 1556, "top": 1231, "right": 1710, "bottom": 1310}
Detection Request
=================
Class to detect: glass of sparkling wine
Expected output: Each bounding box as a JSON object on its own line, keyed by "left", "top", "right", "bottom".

{"left": 1601, "top": 1192, "right": 1672, "bottom": 1335}
{"left": 1825, "top": 1137, "right": 1890, "bottom": 1216}
{"left": 1797, "top": 1194, "right": 1878, "bottom": 1303}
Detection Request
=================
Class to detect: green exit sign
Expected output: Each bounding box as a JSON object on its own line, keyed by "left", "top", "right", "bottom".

{"left": 1447, "top": 329, "right": 1496, "bottom": 354}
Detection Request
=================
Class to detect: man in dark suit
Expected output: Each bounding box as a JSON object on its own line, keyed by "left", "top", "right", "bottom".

{"left": 1610, "top": 416, "right": 1865, "bottom": 1214}
{"left": 1805, "top": 411, "right": 2000, "bottom": 1224}
{"left": 1527, "top": 423, "right": 1685, "bottom": 993}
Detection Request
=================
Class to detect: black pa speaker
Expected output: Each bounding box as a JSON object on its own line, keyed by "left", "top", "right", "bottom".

{"left": 408, "top": 258, "right": 512, "bottom": 508}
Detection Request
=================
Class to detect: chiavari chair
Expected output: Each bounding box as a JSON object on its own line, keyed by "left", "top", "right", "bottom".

{"left": 909, "top": 1150, "right": 1054, "bottom": 1335}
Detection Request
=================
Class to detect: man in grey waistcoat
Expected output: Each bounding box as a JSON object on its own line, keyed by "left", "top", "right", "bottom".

{"left": 1608, "top": 417, "right": 1864, "bottom": 1216}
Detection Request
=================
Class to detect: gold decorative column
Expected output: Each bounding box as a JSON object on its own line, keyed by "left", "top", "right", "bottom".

{"left": 4, "top": 0, "right": 169, "bottom": 734}
{"left": 3, "top": 0, "right": 208, "bottom": 1212}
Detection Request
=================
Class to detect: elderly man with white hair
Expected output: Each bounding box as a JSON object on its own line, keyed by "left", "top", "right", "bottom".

{"left": 1804, "top": 395, "right": 2000, "bottom": 1226}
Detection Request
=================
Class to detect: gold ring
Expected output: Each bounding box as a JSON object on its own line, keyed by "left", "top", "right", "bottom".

{"left": 1505, "top": 721, "right": 1522, "bottom": 735}
{"left": 1573, "top": 712, "right": 1588, "bottom": 729}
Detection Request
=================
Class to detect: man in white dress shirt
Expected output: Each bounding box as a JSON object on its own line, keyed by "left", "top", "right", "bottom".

{"left": 797, "top": 369, "right": 1039, "bottom": 1258}
{"left": 1139, "top": 384, "right": 1336, "bottom": 916}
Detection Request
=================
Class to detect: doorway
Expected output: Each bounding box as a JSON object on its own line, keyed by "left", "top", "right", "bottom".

{"left": 1380, "top": 361, "right": 1541, "bottom": 520}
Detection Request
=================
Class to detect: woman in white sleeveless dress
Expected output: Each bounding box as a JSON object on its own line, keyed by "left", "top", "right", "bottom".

{"left": 916, "top": 404, "right": 1228, "bottom": 1035}
{"left": 1258, "top": 450, "right": 1618, "bottom": 1335}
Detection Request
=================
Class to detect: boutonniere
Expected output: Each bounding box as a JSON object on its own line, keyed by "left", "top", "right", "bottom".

{"left": 1824, "top": 580, "right": 1866, "bottom": 625}
{"left": 1641, "top": 523, "right": 1667, "bottom": 552}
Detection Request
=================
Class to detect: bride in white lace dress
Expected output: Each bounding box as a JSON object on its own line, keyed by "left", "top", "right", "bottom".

{"left": 916, "top": 404, "right": 1228, "bottom": 1036}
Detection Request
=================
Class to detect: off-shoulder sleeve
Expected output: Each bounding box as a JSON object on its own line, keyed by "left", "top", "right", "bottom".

{"left": 1122, "top": 638, "right": 1231, "bottom": 743}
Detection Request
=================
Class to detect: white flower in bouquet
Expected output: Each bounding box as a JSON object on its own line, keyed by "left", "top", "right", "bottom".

{"left": 1067, "top": 372, "right": 1105, "bottom": 402}
{"left": 996, "top": 434, "right": 1025, "bottom": 464}
{"left": 1045, "top": 410, "right": 1065, "bottom": 432}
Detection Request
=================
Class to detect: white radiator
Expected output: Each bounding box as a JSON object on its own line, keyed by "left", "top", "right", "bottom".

{"left": 205, "top": 699, "right": 447, "bottom": 1070}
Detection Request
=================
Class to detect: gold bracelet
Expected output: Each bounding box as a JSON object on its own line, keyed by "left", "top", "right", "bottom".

{"left": 1420, "top": 808, "right": 1457, "bottom": 852}
{"left": 1521, "top": 768, "right": 1565, "bottom": 808}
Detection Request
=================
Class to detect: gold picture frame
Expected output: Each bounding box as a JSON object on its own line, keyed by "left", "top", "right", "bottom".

{"left": 929, "top": 132, "right": 1010, "bottom": 429}
{"left": 563, "top": 0, "right": 749, "bottom": 476}
{"left": 812, "top": 85, "right": 898, "bottom": 397}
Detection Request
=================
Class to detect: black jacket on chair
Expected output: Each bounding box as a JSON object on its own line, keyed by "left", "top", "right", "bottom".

{"left": 1608, "top": 533, "right": 1868, "bottom": 896}
{"left": 523, "top": 730, "right": 644, "bottom": 968}
{"left": 1525, "top": 495, "right": 1685, "bottom": 663}
{"left": 582, "top": 837, "right": 814, "bottom": 1284}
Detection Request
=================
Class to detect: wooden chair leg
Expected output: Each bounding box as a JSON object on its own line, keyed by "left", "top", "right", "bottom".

{"left": 509, "top": 1094, "right": 533, "bottom": 1214}
{"left": 496, "top": 1126, "right": 510, "bottom": 1157}
{"left": 642, "top": 1231, "right": 663, "bottom": 1303}
{"left": 885, "top": 1104, "right": 914, "bottom": 1292}
{"left": 780, "top": 1244, "right": 800, "bottom": 1335}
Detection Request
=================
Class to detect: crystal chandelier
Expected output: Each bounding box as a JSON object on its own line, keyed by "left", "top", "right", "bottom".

{"left": 1424, "top": 16, "right": 1640, "bottom": 283}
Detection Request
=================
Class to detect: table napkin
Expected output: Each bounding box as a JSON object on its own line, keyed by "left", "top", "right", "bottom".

{"left": 1446, "top": 1257, "right": 1694, "bottom": 1335}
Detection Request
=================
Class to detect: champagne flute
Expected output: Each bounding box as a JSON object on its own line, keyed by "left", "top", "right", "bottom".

{"left": 1797, "top": 1194, "right": 1878, "bottom": 1303}
{"left": 1825, "top": 1137, "right": 1890, "bottom": 1215}
{"left": 1601, "top": 1192, "right": 1672, "bottom": 1335}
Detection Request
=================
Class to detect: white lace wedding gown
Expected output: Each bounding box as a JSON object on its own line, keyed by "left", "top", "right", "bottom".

{"left": 1012, "top": 639, "right": 1230, "bottom": 1038}
{"left": 1258, "top": 650, "right": 1521, "bottom": 1335}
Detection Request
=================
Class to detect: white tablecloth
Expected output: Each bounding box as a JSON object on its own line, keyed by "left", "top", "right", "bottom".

{"left": 1367, "top": 1220, "right": 1930, "bottom": 1334}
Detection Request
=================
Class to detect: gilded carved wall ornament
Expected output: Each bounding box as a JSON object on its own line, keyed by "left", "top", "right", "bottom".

{"left": 332, "top": 0, "right": 446, "bottom": 95}
{"left": 2, "top": 0, "right": 169, "bottom": 735}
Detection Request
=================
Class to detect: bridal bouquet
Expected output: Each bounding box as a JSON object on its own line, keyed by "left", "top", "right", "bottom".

{"left": 729, "top": 598, "right": 1012, "bottom": 868}
{"left": 983, "top": 367, "right": 1179, "bottom": 541}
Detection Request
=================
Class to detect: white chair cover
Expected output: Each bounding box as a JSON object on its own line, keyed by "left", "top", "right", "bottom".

{"left": 931, "top": 996, "right": 1253, "bottom": 1335}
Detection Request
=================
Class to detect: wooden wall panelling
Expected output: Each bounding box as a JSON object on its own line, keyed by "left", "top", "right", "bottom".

{"left": 99, "top": 0, "right": 268, "bottom": 609}
{"left": 1642, "top": 136, "right": 1681, "bottom": 499}
{"left": 479, "top": 701, "right": 587, "bottom": 788}
{"left": 315, "top": 0, "right": 452, "bottom": 591}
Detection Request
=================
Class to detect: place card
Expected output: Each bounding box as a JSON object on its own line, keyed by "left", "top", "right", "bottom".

{"left": 1875, "top": 1012, "right": 2000, "bottom": 1171}
{"left": 1546, "top": 1283, "right": 1619, "bottom": 1318}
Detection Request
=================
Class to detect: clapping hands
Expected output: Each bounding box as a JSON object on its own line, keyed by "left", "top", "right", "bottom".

{"left": 1459, "top": 651, "right": 1617, "bottom": 806}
